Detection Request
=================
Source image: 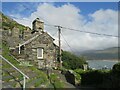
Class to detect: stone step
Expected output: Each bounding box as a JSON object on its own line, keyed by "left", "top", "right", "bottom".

{"left": 25, "top": 71, "right": 38, "bottom": 79}
{"left": 2, "top": 61, "right": 11, "bottom": 67}
{"left": 26, "top": 77, "right": 45, "bottom": 88}
{"left": 2, "top": 68, "right": 24, "bottom": 86}
{"left": 2, "top": 75, "right": 14, "bottom": 81}
{"left": 35, "top": 78, "right": 49, "bottom": 88}
{"left": 46, "top": 83, "right": 54, "bottom": 88}
{"left": 10, "top": 71, "right": 23, "bottom": 78}
{"left": 2, "top": 81, "right": 17, "bottom": 88}
{"left": 2, "top": 68, "right": 16, "bottom": 73}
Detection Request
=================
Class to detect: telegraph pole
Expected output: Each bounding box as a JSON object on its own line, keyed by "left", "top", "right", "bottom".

{"left": 58, "top": 26, "right": 62, "bottom": 68}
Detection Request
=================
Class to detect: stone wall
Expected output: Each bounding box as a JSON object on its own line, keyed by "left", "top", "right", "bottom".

{"left": 16, "top": 32, "right": 58, "bottom": 69}
{"left": 2, "top": 27, "right": 21, "bottom": 48}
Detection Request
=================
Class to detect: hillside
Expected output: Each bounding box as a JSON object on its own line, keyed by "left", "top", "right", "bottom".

{"left": 1, "top": 12, "right": 27, "bottom": 30}
{"left": 80, "top": 47, "right": 119, "bottom": 60}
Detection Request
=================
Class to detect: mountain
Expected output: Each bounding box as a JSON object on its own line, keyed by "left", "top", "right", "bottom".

{"left": 80, "top": 47, "right": 119, "bottom": 60}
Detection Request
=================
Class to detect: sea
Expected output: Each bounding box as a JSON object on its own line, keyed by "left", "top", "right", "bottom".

{"left": 87, "top": 60, "right": 119, "bottom": 70}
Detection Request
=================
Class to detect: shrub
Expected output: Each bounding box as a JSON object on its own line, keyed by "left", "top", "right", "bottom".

{"left": 80, "top": 70, "right": 110, "bottom": 86}
{"left": 112, "top": 62, "right": 120, "bottom": 74}
{"left": 74, "top": 69, "right": 86, "bottom": 75}
{"left": 75, "top": 63, "right": 120, "bottom": 88}
{"left": 62, "top": 51, "right": 87, "bottom": 70}
{"left": 110, "top": 62, "right": 120, "bottom": 88}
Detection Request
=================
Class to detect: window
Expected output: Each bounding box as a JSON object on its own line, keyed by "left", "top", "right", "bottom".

{"left": 37, "top": 48, "right": 43, "bottom": 59}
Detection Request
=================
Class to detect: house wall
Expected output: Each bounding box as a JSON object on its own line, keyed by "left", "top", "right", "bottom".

{"left": 24, "top": 33, "right": 57, "bottom": 69}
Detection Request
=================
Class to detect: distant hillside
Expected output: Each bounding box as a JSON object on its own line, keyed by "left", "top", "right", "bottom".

{"left": 80, "top": 47, "right": 119, "bottom": 60}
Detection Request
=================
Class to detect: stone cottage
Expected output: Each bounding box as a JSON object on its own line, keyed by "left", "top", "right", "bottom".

{"left": 3, "top": 18, "right": 59, "bottom": 69}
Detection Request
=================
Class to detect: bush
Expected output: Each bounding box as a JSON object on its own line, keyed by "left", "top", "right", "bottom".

{"left": 112, "top": 62, "right": 120, "bottom": 74}
{"left": 110, "top": 62, "right": 120, "bottom": 88}
{"left": 80, "top": 70, "right": 110, "bottom": 86}
{"left": 62, "top": 51, "right": 87, "bottom": 70}
{"left": 75, "top": 63, "right": 120, "bottom": 88}
{"left": 74, "top": 69, "right": 86, "bottom": 75}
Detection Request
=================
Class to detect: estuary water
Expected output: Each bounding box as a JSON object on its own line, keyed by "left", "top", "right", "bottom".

{"left": 87, "top": 60, "right": 119, "bottom": 69}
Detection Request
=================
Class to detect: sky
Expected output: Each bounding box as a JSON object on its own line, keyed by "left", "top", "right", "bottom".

{"left": 2, "top": 2, "right": 119, "bottom": 53}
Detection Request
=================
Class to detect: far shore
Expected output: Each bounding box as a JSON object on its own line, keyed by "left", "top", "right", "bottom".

{"left": 87, "top": 59, "right": 119, "bottom": 62}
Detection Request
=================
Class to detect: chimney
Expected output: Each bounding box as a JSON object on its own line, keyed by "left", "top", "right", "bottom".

{"left": 32, "top": 18, "right": 44, "bottom": 34}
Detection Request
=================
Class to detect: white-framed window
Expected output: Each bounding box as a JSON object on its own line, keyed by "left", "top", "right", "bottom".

{"left": 37, "top": 48, "right": 43, "bottom": 59}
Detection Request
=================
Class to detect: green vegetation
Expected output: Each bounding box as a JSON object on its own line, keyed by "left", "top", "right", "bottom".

{"left": 62, "top": 51, "right": 87, "bottom": 70}
{"left": 112, "top": 62, "right": 120, "bottom": 73}
{"left": 110, "top": 62, "right": 120, "bottom": 88}
{"left": 49, "top": 73, "right": 64, "bottom": 88}
{"left": 80, "top": 70, "right": 110, "bottom": 86}
{"left": 2, "top": 40, "right": 19, "bottom": 66}
{"left": 1, "top": 13, "right": 25, "bottom": 31}
{"left": 2, "top": 13, "right": 16, "bottom": 30}
{"left": 74, "top": 69, "right": 87, "bottom": 75}
{"left": 74, "top": 62, "right": 120, "bottom": 88}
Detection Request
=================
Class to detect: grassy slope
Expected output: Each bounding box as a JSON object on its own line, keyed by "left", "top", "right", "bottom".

{"left": 1, "top": 13, "right": 25, "bottom": 30}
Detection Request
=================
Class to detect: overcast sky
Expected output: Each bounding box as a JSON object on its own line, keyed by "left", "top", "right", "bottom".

{"left": 2, "top": 2, "right": 118, "bottom": 52}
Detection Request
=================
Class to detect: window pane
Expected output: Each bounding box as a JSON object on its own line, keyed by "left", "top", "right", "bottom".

{"left": 37, "top": 48, "right": 43, "bottom": 59}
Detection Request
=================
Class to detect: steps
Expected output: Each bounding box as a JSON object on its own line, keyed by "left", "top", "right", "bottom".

{"left": 2, "top": 61, "right": 23, "bottom": 88}
{"left": 2, "top": 59, "right": 50, "bottom": 88}
{"left": 2, "top": 57, "right": 77, "bottom": 89}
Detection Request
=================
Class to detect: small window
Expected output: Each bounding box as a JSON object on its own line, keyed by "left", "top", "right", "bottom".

{"left": 37, "top": 48, "right": 43, "bottom": 59}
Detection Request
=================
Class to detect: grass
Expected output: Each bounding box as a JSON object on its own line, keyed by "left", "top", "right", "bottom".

{"left": 27, "top": 66, "right": 48, "bottom": 87}
{"left": 2, "top": 43, "right": 26, "bottom": 87}
{"left": 2, "top": 42, "right": 19, "bottom": 66}
{"left": 34, "top": 78, "right": 47, "bottom": 87}
{"left": 49, "top": 73, "right": 64, "bottom": 88}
